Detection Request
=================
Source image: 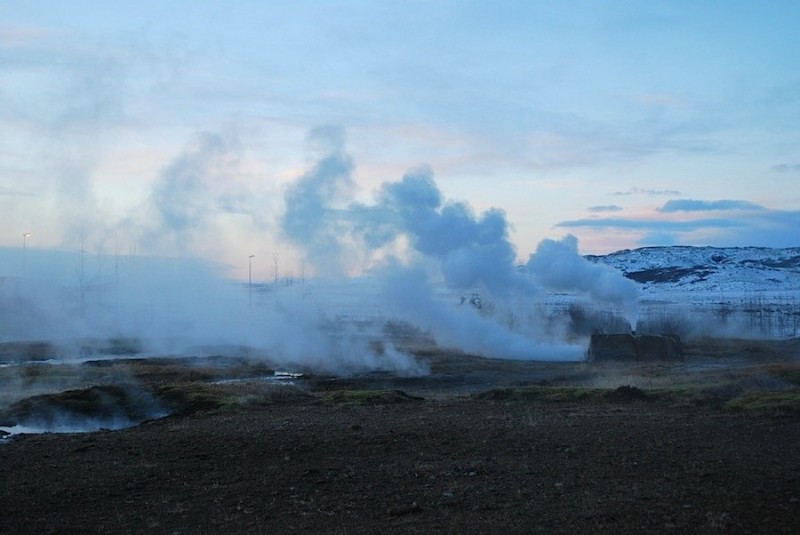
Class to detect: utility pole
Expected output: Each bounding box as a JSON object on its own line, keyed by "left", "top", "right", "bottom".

{"left": 80, "top": 234, "right": 85, "bottom": 309}
{"left": 22, "top": 232, "right": 31, "bottom": 279}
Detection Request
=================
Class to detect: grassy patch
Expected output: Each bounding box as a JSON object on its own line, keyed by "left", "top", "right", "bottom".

{"left": 158, "top": 383, "right": 250, "bottom": 415}
{"left": 77, "top": 337, "right": 144, "bottom": 356}
{"left": 475, "top": 385, "right": 655, "bottom": 403}
{"left": 321, "top": 389, "right": 424, "bottom": 405}
{"left": 0, "top": 384, "right": 164, "bottom": 426}
{"left": 766, "top": 365, "right": 800, "bottom": 386}
{"left": 157, "top": 382, "right": 312, "bottom": 416}
{"left": 724, "top": 391, "right": 800, "bottom": 415}
{"left": 476, "top": 386, "right": 603, "bottom": 402}
{"left": 82, "top": 357, "right": 276, "bottom": 386}
{"left": 683, "top": 337, "right": 800, "bottom": 362}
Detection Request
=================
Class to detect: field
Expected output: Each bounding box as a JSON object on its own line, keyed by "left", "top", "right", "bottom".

{"left": 1, "top": 337, "right": 800, "bottom": 533}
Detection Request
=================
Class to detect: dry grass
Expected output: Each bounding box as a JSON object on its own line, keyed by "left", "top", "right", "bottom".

{"left": 2, "top": 337, "right": 798, "bottom": 429}
{"left": 157, "top": 381, "right": 312, "bottom": 415}
{"left": 724, "top": 391, "right": 800, "bottom": 415}
{"left": 320, "top": 389, "right": 424, "bottom": 405}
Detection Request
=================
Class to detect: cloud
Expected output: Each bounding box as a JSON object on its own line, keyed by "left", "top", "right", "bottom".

{"left": 275, "top": 127, "right": 640, "bottom": 360}
{"left": 557, "top": 209, "right": 800, "bottom": 249}
{"left": 0, "top": 24, "right": 62, "bottom": 47}
{"left": 587, "top": 205, "right": 622, "bottom": 213}
{"left": 0, "top": 185, "right": 35, "bottom": 197}
{"left": 0, "top": 22, "right": 137, "bottom": 251}
{"left": 525, "top": 235, "right": 638, "bottom": 325}
{"left": 280, "top": 125, "right": 355, "bottom": 276}
{"left": 281, "top": 131, "right": 529, "bottom": 295}
{"left": 556, "top": 217, "right": 742, "bottom": 231}
{"left": 612, "top": 187, "right": 681, "bottom": 196}
{"left": 121, "top": 130, "right": 273, "bottom": 261}
{"left": 627, "top": 92, "right": 690, "bottom": 109}
{"left": 772, "top": 163, "right": 800, "bottom": 173}
{"left": 719, "top": 210, "right": 800, "bottom": 248}
{"left": 371, "top": 168, "right": 524, "bottom": 296}
{"left": 657, "top": 199, "right": 765, "bottom": 212}
{"left": 151, "top": 134, "right": 241, "bottom": 228}
{"left": 638, "top": 232, "right": 678, "bottom": 247}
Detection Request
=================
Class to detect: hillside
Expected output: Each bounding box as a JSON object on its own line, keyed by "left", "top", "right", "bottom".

{"left": 586, "top": 246, "right": 800, "bottom": 294}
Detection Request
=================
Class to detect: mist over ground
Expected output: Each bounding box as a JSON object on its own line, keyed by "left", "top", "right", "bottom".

{"left": 1, "top": 127, "right": 640, "bottom": 374}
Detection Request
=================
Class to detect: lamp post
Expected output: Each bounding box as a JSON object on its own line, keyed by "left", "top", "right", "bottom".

{"left": 248, "top": 255, "right": 255, "bottom": 306}
{"left": 22, "top": 232, "right": 31, "bottom": 279}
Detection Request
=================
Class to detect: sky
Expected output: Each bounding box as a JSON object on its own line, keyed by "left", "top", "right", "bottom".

{"left": 2, "top": 1, "right": 799, "bottom": 281}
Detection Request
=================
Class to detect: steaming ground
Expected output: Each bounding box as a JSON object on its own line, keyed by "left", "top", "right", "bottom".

{"left": 3, "top": 125, "right": 795, "bottom": 379}
{"left": 2, "top": 337, "right": 799, "bottom": 533}
{"left": 0, "top": 243, "right": 793, "bottom": 380}
{"left": 0, "top": 237, "right": 637, "bottom": 378}
{"left": 1, "top": 269, "right": 794, "bottom": 439}
{"left": 1, "top": 126, "right": 644, "bottom": 376}
{"left": 0, "top": 260, "right": 614, "bottom": 370}
{"left": 2, "top": 335, "right": 799, "bottom": 439}
{"left": 2, "top": 126, "right": 795, "bottom": 443}
{"left": 1, "top": 128, "right": 798, "bottom": 530}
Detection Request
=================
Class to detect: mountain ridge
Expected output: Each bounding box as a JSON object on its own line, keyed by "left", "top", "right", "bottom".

{"left": 585, "top": 245, "right": 800, "bottom": 294}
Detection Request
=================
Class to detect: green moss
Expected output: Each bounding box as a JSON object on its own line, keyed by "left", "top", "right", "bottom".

{"left": 158, "top": 382, "right": 313, "bottom": 415}
{"left": 475, "top": 385, "right": 661, "bottom": 403}
{"left": 0, "top": 384, "right": 164, "bottom": 425}
{"left": 475, "top": 386, "right": 603, "bottom": 402}
{"left": 157, "top": 384, "right": 234, "bottom": 415}
{"left": 724, "top": 391, "right": 800, "bottom": 415}
{"left": 775, "top": 369, "right": 800, "bottom": 386}
{"left": 321, "top": 389, "right": 423, "bottom": 405}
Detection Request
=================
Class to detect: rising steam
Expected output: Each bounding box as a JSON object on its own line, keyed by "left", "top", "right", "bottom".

{"left": 1, "top": 126, "right": 640, "bottom": 374}
{"left": 278, "top": 126, "right": 638, "bottom": 361}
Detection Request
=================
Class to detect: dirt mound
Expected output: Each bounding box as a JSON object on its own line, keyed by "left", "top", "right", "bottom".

{"left": 0, "top": 384, "right": 167, "bottom": 429}
{"left": 604, "top": 385, "right": 651, "bottom": 403}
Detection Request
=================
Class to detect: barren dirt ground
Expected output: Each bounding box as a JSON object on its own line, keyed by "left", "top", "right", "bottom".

{"left": 2, "top": 338, "right": 800, "bottom": 534}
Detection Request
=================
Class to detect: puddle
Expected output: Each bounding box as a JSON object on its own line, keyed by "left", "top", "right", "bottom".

{"left": 211, "top": 370, "right": 305, "bottom": 386}
{"left": 1, "top": 418, "right": 141, "bottom": 438}
{"left": 0, "top": 414, "right": 169, "bottom": 443}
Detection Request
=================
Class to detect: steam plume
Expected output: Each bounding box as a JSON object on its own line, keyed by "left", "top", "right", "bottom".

{"left": 2, "top": 125, "right": 641, "bottom": 375}
{"left": 526, "top": 235, "right": 639, "bottom": 327}
{"left": 278, "top": 126, "right": 639, "bottom": 360}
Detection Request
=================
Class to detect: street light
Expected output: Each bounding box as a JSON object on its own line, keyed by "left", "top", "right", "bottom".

{"left": 22, "top": 233, "right": 31, "bottom": 279}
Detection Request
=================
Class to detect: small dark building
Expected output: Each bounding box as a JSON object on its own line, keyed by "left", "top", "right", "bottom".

{"left": 588, "top": 333, "right": 683, "bottom": 362}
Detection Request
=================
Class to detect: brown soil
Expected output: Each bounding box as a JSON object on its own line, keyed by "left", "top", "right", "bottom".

{"left": 2, "top": 339, "right": 800, "bottom": 533}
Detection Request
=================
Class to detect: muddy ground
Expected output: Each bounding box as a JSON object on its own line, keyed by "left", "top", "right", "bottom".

{"left": 1, "top": 337, "right": 800, "bottom": 533}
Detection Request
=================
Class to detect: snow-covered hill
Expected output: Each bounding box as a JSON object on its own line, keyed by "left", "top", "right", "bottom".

{"left": 583, "top": 246, "right": 800, "bottom": 338}
{"left": 586, "top": 246, "right": 800, "bottom": 294}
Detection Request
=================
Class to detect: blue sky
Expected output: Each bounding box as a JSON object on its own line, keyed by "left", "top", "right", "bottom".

{"left": 1, "top": 1, "right": 799, "bottom": 279}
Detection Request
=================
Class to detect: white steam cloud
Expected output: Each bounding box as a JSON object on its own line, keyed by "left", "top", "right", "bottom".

{"left": 1, "top": 125, "right": 640, "bottom": 374}
{"left": 277, "top": 126, "right": 638, "bottom": 361}
{"left": 525, "top": 235, "right": 639, "bottom": 327}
